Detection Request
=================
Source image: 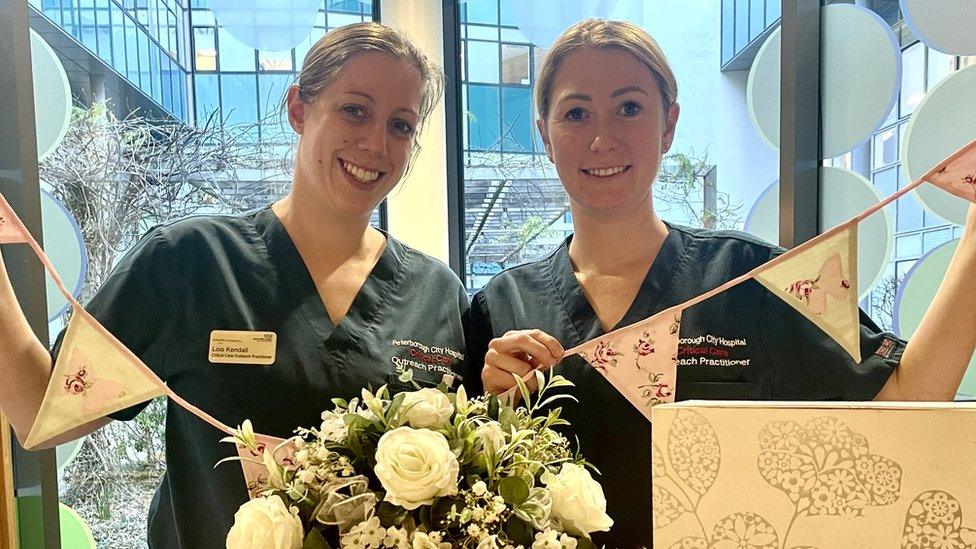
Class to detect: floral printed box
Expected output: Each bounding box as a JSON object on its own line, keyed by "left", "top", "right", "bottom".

{"left": 651, "top": 401, "right": 976, "bottom": 549}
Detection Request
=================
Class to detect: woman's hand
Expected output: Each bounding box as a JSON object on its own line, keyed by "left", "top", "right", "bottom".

{"left": 482, "top": 329, "right": 564, "bottom": 395}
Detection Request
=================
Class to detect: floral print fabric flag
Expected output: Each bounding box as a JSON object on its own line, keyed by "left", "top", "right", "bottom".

{"left": 577, "top": 311, "right": 683, "bottom": 422}
{"left": 925, "top": 138, "right": 976, "bottom": 205}
{"left": 754, "top": 225, "right": 861, "bottom": 363}
{"left": 0, "top": 193, "right": 31, "bottom": 244}
{"left": 24, "top": 304, "right": 166, "bottom": 449}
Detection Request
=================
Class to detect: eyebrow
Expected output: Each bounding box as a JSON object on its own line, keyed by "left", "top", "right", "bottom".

{"left": 556, "top": 86, "right": 649, "bottom": 106}
{"left": 345, "top": 91, "right": 418, "bottom": 118}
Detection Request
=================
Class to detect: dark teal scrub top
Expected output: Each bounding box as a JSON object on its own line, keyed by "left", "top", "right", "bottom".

{"left": 464, "top": 223, "right": 904, "bottom": 547}
{"left": 53, "top": 206, "right": 472, "bottom": 548}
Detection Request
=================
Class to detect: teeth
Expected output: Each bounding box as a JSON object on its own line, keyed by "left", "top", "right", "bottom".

{"left": 585, "top": 166, "right": 627, "bottom": 177}
{"left": 342, "top": 160, "right": 380, "bottom": 183}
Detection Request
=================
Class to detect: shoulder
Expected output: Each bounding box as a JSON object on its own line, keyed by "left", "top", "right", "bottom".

{"left": 385, "top": 233, "right": 466, "bottom": 294}
{"left": 474, "top": 244, "right": 563, "bottom": 313}
{"left": 667, "top": 223, "right": 780, "bottom": 269}
{"left": 149, "top": 209, "right": 264, "bottom": 249}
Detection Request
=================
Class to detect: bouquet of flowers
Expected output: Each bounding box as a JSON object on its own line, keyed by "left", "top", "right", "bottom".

{"left": 222, "top": 370, "right": 613, "bottom": 549}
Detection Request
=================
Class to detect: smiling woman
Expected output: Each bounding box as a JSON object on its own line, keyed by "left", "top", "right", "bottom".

{"left": 0, "top": 21, "right": 475, "bottom": 549}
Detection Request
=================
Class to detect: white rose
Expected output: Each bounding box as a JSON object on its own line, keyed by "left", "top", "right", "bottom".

{"left": 474, "top": 421, "right": 506, "bottom": 454}
{"left": 374, "top": 427, "right": 459, "bottom": 510}
{"left": 541, "top": 463, "right": 613, "bottom": 536}
{"left": 319, "top": 410, "right": 348, "bottom": 442}
{"left": 400, "top": 388, "right": 454, "bottom": 429}
{"left": 225, "top": 495, "right": 304, "bottom": 549}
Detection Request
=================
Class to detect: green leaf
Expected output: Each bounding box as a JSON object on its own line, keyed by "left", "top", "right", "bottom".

{"left": 376, "top": 501, "right": 408, "bottom": 527}
{"left": 576, "top": 537, "right": 598, "bottom": 549}
{"left": 488, "top": 394, "right": 500, "bottom": 420}
{"left": 499, "top": 476, "right": 530, "bottom": 506}
{"left": 513, "top": 373, "right": 532, "bottom": 410}
{"left": 503, "top": 515, "right": 533, "bottom": 545}
{"left": 302, "top": 528, "right": 332, "bottom": 549}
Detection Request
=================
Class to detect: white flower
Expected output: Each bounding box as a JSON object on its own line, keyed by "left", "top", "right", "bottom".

{"left": 374, "top": 427, "right": 459, "bottom": 509}
{"left": 472, "top": 480, "right": 488, "bottom": 497}
{"left": 532, "top": 530, "right": 560, "bottom": 549}
{"left": 541, "top": 463, "right": 613, "bottom": 536}
{"left": 226, "top": 495, "right": 303, "bottom": 549}
{"left": 559, "top": 534, "right": 577, "bottom": 549}
{"left": 298, "top": 469, "right": 318, "bottom": 485}
{"left": 320, "top": 410, "right": 348, "bottom": 442}
{"left": 383, "top": 526, "right": 409, "bottom": 548}
{"left": 474, "top": 421, "right": 506, "bottom": 454}
{"left": 410, "top": 532, "right": 451, "bottom": 549}
{"left": 341, "top": 516, "right": 385, "bottom": 548}
{"left": 400, "top": 388, "right": 454, "bottom": 429}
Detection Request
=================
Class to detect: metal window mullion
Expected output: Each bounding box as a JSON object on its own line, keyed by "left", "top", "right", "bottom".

{"left": 778, "top": 0, "right": 821, "bottom": 248}
{"left": 443, "top": 0, "right": 465, "bottom": 279}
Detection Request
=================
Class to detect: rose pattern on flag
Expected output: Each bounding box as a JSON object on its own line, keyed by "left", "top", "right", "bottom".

{"left": 784, "top": 253, "right": 852, "bottom": 316}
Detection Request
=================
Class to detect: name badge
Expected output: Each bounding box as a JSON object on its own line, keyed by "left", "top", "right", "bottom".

{"left": 208, "top": 330, "right": 277, "bottom": 365}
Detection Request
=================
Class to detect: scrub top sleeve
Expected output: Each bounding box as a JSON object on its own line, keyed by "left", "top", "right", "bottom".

{"left": 762, "top": 283, "right": 904, "bottom": 401}
{"left": 462, "top": 291, "right": 492, "bottom": 395}
{"left": 51, "top": 227, "right": 181, "bottom": 421}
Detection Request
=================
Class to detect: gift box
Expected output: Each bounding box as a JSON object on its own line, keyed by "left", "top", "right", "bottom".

{"left": 651, "top": 401, "right": 976, "bottom": 549}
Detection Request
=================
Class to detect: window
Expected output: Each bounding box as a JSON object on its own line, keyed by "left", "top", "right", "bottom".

{"left": 501, "top": 43, "right": 530, "bottom": 84}
{"left": 217, "top": 27, "right": 255, "bottom": 71}
{"left": 872, "top": 127, "right": 898, "bottom": 169}
{"left": 501, "top": 86, "right": 533, "bottom": 152}
{"left": 900, "top": 42, "right": 925, "bottom": 116}
{"left": 467, "top": 84, "right": 500, "bottom": 151}
{"left": 193, "top": 26, "right": 216, "bottom": 70}
{"left": 466, "top": 41, "right": 500, "bottom": 83}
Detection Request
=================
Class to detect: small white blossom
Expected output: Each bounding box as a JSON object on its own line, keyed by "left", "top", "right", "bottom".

{"left": 472, "top": 481, "right": 488, "bottom": 496}
{"left": 383, "top": 526, "right": 409, "bottom": 548}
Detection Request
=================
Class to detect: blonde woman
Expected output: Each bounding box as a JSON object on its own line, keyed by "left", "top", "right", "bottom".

{"left": 0, "top": 23, "right": 471, "bottom": 548}
{"left": 467, "top": 18, "right": 976, "bottom": 545}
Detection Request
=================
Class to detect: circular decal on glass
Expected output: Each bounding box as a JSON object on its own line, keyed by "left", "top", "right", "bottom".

{"left": 30, "top": 30, "right": 72, "bottom": 161}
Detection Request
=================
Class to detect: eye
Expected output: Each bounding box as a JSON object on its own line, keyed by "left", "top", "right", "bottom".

{"left": 390, "top": 119, "right": 415, "bottom": 136}
{"left": 341, "top": 104, "right": 367, "bottom": 119}
{"left": 564, "top": 107, "right": 587, "bottom": 122}
{"left": 619, "top": 100, "right": 643, "bottom": 117}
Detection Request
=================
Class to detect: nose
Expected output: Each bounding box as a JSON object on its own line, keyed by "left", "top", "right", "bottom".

{"left": 589, "top": 119, "right": 619, "bottom": 153}
{"left": 358, "top": 121, "right": 388, "bottom": 156}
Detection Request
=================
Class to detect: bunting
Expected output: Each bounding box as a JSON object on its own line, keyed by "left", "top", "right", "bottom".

{"left": 755, "top": 225, "right": 861, "bottom": 362}
{"left": 925, "top": 138, "right": 976, "bottom": 205}
{"left": 23, "top": 305, "right": 167, "bottom": 449}
{"left": 236, "top": 433, "right": 294, "bottom": 498}
{"left": 576, "top": 312, "right": 683, "bottom": 421}
{"left": 0, "top": 193, "right": 30, "bottom": 244}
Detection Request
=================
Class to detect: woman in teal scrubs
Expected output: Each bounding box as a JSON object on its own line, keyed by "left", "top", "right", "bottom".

{"left": 466, "top": 18, "right": 976, "bottom": 546}
{"left": 0, "top": 23, "right": 471, "bottom": 548}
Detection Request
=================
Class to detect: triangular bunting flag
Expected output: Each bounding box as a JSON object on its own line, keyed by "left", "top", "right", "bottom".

{"left": 755, "top": 225, "right": 861, "bottom": 362}
{"left": 925, "top": 138, "right": 976, "bottom": 205}
{"left": 24, "top": 305, "right": 166, "bottom": 449}
{"left": 236, "top": 433, "right": 295, "bottom": 498}
{"left": 0, "top": 193, "right": 31, "bottom": 244}
{"left": 577, "top": 311, "right": 682, "bottom": 422}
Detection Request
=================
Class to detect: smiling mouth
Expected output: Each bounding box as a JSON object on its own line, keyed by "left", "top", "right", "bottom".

{"left": 581, "top": 165, "right": 631, "bottom": 178}
{"left": 340, "top": 159, "right": 384, "bottom": 184}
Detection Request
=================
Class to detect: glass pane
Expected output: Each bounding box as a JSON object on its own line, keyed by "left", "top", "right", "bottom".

{"left": 466, "top": 0, "right": 498, "bottom": 25}
{"left": 873, "top": 166, "right": 898, "bottom": 198}
{"left": 735, "top": 0, "right": 750, "bottom": 53}
{"left": 895, "top": 234, "right": 923, "bottom": 258}
{"left": 897, "top": 194, "right": 924, "bottom": 232}
{"left": 125, "top": 15, "right": 139, "bottom": 82}
{"left": 193, "top": 26, "right": 216, "bottom": 70}
{"left": 194, "top": 73, "right": 219, "bottom": 118}
{"left": 765, "top": 0, "right": 780, "bottom": 25}
{"left": 501, "top": 44, "right": 529, "bottom": 85}
{"left": 721, "top": 0, "right": 734, "bottom": 63}
{"left": 466, "top": 24, "right": 498, "bottom": 41}
{"left": 258, "top": 49, "right": 293, "bottom": 71}
{"left": 96, "top": 3, "right": 112, "bottom": 62}
{"left": 900, "top": 42, "right": 925, "bottom": 116}
{"left": 749, "top": 0, "right": 764, "bottom": 40}
{"left": 111, "top": 4, "right": 127, "bottom": 72}
{"left": 80, "top": 6, "right": 97, "bottom": 50}
{"left": 466, "top": 41, "right": 499, "bottom": 83}
{"left": 218, "top": 27, "right": 255, "bottom": 71}
{"left": 926, "top": 47, "right": 955, "bottom": 90}
{"left": 258, "top": 73, "right": 293, "bottom": 140}
{"left": 467, "top": 84, "right": 500, "bottom": 151}
{"left": 220, "top": 73, "right": 259, "bottom": 139}
{"left": 872, "top": 126, "right": 898, "bottom": 169}
{"left": 501, "top": 86, "right": 532, "bottom": 152}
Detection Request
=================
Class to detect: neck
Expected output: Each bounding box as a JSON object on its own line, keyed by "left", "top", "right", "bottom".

{"left": 273, "top": 188, "right": 377, "bottom": 264}
{"left": 567, "top": 196, "right": 669, "bottom": 274}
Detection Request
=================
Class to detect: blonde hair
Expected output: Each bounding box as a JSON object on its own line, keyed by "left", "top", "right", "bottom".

{"left": 534, "top": 18, "right": 678, "bottom": 122}
{"left": 293, "top": 22, "right": 444, "bottom": 131}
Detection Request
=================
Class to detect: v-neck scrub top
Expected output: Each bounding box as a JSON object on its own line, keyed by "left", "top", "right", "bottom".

{"left": 52, "top": 206, "right": 471, "bottom": 548}
{"left": 464, "top": 223, "right": 904, "bottom": 547}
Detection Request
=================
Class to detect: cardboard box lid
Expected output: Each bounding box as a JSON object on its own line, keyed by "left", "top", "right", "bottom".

{"left": 658, "top": 399, "right": 976, "bottom": 411}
